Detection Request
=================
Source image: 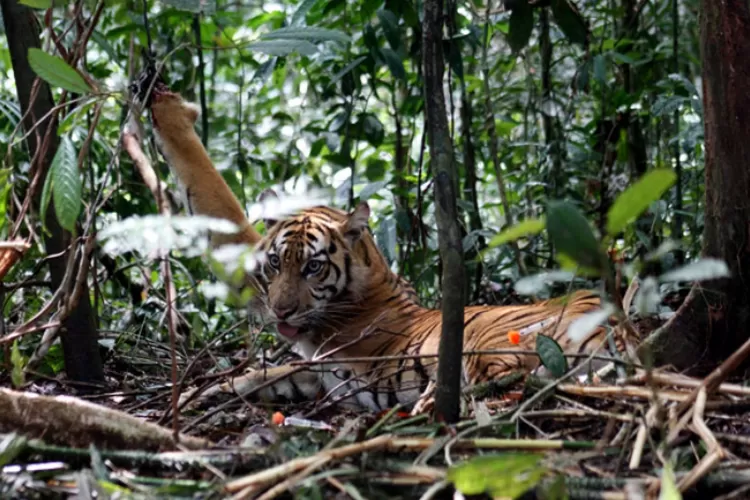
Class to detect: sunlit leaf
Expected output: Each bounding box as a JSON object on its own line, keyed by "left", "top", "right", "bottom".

{"left": 50, "top": 136, "right": 81, "bottom": 232}
{"left": 606, "top": 169, "right": 676, "bottom": 236}
{"left": 514, "top": 270, "right": 576, "bottom": 296}
{"left": 261, "top": 26, "right": 350, "bottom": 44}
{"left": 659, "top": 463, "right": 682, "bottom": 500}
{"left": 447, "top": 453, "right": 547, "bottom": 499}
{"left": 0, "top": 433, "right": 27, "bottom": 468}
{"left": 567, "top": 303, "right": 615, "bottom": 343}
{"left": 27, "top": 48, "right": 92, "bottom": 95}
{"left": 507, "top": 0, "right": 534, "bottom": 53}
{"left": 11, "top": 340, "right": 25, "bottom": 388}
{"left": 536, "top": 334, "right": 568, "bottom": 377}
{"left": 634, "top": 277, "right": 661, "bottom": 316}
{"left": 551, "top": 0, "right": 588, "bottom": 47}
{"left": 659, "top": 258, "right": 730, "bottom": 283}
{"left": 546, "top": 201, "right": 605, "bottom": 272}
{"left": 488, "top": 217, "right": 546, "bottom": 248}
{"left": 19, "top": 0, "right": 51, "bottom": 8}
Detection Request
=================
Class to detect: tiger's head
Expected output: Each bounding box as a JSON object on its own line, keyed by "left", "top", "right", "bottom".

{"left": 254, "top": 194, "right": 378, "bottom": 340}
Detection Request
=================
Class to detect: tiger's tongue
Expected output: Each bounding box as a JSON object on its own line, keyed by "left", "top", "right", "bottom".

{"left": 277, "top": 322, "right": 300, "bottom": 338}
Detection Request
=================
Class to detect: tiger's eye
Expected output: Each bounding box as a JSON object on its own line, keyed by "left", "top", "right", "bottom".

{"left": 305, "top": 260, "right": 322, "bottom": 274}
{"left": 268, "top": 254, "right": 280, "bottom": 268}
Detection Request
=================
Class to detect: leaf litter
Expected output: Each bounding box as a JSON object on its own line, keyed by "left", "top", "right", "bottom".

{"left": 3, "top": 312, "right": 750, "bottom": 499}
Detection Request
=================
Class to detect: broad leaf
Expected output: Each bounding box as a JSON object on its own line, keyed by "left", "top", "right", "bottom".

{"left": 261, "top": 26, "right": 350, "bottom": 44}
{"left": 39, "top": 165, "right": 54, "bottom": 233}
{"left": 551, "top": 0, "right": 588, "bottom": 47}
{"left": 507, "top": 0, "right": 534, "bottom": 53}
{"left": 536, "top": 334, "right": 568, "bottom": 377}
{"left": 248, "top": 40, "right": 319, "bottom": 57}
{"left": 19, "top": 0, "right": 51, "bottom": 8}
{"left": 634, "top": 277, "right": 661, "bottom": 316}
{"left": 659, "top": 258, "right": 730, "bottom": 283}
{"left": 160, "top": 0, "right": 216, "bottom": 13}
{"left": 27, "top": 48, "right": 92, "bottom": 95}
{"left": 447, "top": 453, "right": 547, "bottom": 499}
{"left": 567, "top": 303, "right": 615, "bottom": 343}
{"left": 546, "top": 200, "right": 605, "bottom": 272}
{"left": 377, "top": 9, "right": 401, "bottom": 50}
{"left": 488, "top": 217, "right": 545, "bottom": 248}
{"left": 514, "top": 270, "right": 576, "bottom": 296}
{"left": 380, "top": 47, "right": 406, "bottom": 81}
{"left": 606, "top": 169, "right": 676, "bottom": 236}
{"left": 50, "top": 136, "right": 81, "bottom": 232}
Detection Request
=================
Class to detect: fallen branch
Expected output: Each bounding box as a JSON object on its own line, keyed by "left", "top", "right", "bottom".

{"left": 0, "top": 388, "right": 210, "bottom": 451}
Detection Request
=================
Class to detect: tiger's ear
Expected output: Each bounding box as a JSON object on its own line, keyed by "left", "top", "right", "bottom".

{"left": 258, "top": 188, "right": 280, "bottom": 228}
{"left": 342, "top": 202, "right": 371, "bottom": 244}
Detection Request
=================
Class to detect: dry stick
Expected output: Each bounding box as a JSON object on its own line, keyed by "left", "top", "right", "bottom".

{"left": 668, "top": 333, "right": 750, "bottom": 441}
{"left": 677, "top": 388, "right": 726, "bottom": 492}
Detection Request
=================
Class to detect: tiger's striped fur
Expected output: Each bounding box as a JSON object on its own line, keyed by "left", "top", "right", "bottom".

{"left": 143, "top": 87, "right": 631, "bottom": 412}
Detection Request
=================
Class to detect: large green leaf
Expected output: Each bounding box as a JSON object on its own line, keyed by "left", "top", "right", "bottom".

{"left": 447, "top": 453, "right": 547, "bottom": 499}
{"left": 247, "top": 40, "right": 319, "bottom": 57}
{"left": 377, "top": 9, "right": 401, "bottom": 51}
{"left": 536, "top": 334, "right": 568, "bottom": 377}
{"left": 261, "top": 26, "right": 350, "bottom": 44}
{"left": 551, "top": 0, "right": 588, "bottom": 46}
{"left": 488, "top": 217, "right": 545, "bottom": 248}
{"left": 51, "top": 136, "right": 81, "bottom": 232}
{"left": 27, "top": 48, "right": 92, "bottom": 95}
{"left": 380, "top": 47, "right": 406, "bottom": 81}
{"left": 19, "top": 0, "right": 51, "bottom": 8}
{"left": 160, "top": 0, "right": 216, "bottom": 13}
{"left": 606, "top": 169, "right": 676, "bottom": 236}
{"left": 546, "top": 200, "right": 605, "bottom": 272}
{"left": 507, "top": 0, "right": 534, "bottom": 53}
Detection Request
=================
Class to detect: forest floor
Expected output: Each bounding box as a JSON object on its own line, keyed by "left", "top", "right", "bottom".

{"left": 3, "top": 314, "right": 750, "bottom": 500}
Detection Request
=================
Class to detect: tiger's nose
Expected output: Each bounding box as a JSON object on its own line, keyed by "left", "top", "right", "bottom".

{"left": 273, "top": 306, "right": 296, "bottom": 320}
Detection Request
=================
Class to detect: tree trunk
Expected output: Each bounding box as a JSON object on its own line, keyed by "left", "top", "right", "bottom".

{"left": 2, "top": 0, "right": 103, "bottom": 385}
{"left": 644, "top": 0, "right": 750, "bottom": 372}
{"left": 422, "top": 0, "right": 466, "bottom": 423}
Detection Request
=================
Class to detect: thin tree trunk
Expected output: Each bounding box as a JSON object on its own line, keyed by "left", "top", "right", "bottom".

{"left": 1, "top": 0, "right": 103, "bottom": 384}
{"left": 644, "top": 0, "right": 750, "bottom": 371}
{"left": 422, "top": 0, "right": 466, "bottom": 423}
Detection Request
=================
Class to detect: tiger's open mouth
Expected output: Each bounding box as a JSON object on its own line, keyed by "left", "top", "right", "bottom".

{"left": 276, "top": 322, "right": 308, "bottom": 339}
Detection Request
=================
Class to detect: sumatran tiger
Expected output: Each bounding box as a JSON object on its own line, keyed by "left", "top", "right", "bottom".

{"left": 130, "top": 72, "right": 634, "bottom": 413}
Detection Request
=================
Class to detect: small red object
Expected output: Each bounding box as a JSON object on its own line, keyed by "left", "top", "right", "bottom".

{"left": 508, "top": 330, "right": 521, "bottom": 345}
{"left": 271, "top": 411, "right": 285, "bottom": 426}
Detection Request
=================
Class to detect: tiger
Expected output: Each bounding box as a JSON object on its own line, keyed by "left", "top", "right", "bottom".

{"left": 130, "top": 73, "right": 635, "bottom": 413}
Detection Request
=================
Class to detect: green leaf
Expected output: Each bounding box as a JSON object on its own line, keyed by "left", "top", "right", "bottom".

{"left": 39, "top": 165, "right": 54, "bottom": 233}
{"left": 507, "top": 0, "right": 534, "bottom": 53}
{"left": 659, "top": 463, "right": 682, "bottom": 500}
{"left": 247, "top": 40, "right": 319, "bottom": 57}
{"left": 447, "top": 453, "right": 547, "bottom": 499}
{"left": 19, "top": 0, "right": 51, "bottom": 8}
{"left": 488, "top": 217, "right": 545, "bottom": 248}
{"left": 567, "top": 304, "right": 615, "bottom": 343}
{"left": 261, "top": 26, "right": 351, "bottom": 44}
{"left": 329, "top": 55, "right": 367, "bottom": 87}
{"left": 536, "top": 334, "right": 568, "bottom": 377}
{"left": 546, "top": 200, "right": 604, "bottom": 272}
{"left": 605, "top": 169, "right": 676, "bottom": 236}
{"left": 160, "top": 0, "right": 216, "bottom": 13}
{"left": 27, "top": 48, "right": 92, "bottom": 95}
{"left": 377, "top": 9, "right": 401, "bottom": 50}
{"left": 550, "top": 0, "right": 588, "bottom": 47}
{"left": 380, "top": 47, "right": 406, "bottom": 81}
{"left": 291, "top": 0, "right": 320, "bottom": 26}
{"left": 11, "top": 340, "right": 25, "bottom": 388}
{"left": 51, "top": 136, "right": 81, "bottom": 232}
{"left": 593, "top": 54, "right": 606, "bottom": 84}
